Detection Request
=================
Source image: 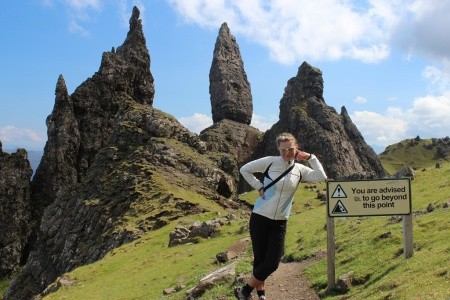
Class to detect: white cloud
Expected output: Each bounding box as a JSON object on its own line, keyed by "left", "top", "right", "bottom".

{"left": 0, "top": 126, "right": 46, "bottom": 150}
{"left": 68, "top": 20, "right": 90, "bottom": 36}
{"left": 393, "top": 0, "right": 450, "bottom": 66}
{"left": 118, "top": 0, "right": 146, "bottom": 27}
{"left": 353, "top": 96, "right": 367, "bottom": 104}
{"left": 43, "top": 0, "right": 103, "bottom": 36}
{"left": 407, "top": 95, "right": 450, "bottom": 134}
{"left": 167, "top": 0, "right": 403, "bottom": 64}
{"left": 422, "top": 65, "right": 450, "bottom": 94}
{"left": 178, "top": 113, "right": 212, "bottom": 134}
{"left": 351, "top": 94, "right": 450, "bottom": 147}
{"left": 43, "top": 0, "right": 146, "bottom": 35}
{"left": 250, "top": 113, "right": 277, "bottom": 132}
{"left": 65, "top": 0, "right": 102, "bottom": 11}
{"left": 351, "top": 110, "right": 408, "bottom": 147}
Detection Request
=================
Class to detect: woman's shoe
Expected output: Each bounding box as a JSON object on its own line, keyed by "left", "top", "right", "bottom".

{"left": 234, "top": 287, "right": 252, "bottom": 300}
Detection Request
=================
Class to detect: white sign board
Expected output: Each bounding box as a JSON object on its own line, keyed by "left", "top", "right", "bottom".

{"left": 327, "top": 178, "right": 411, "bottom": 217}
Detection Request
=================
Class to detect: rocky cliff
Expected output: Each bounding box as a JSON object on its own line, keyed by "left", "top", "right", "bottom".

{"left": 248, "top": 62, "right": 385, "bottom": 180}
{"left": 0, "top": 143, "right": 32, "bottom": 279}
{"left": 31, "top": 7, "right": 154, "bottom": 219}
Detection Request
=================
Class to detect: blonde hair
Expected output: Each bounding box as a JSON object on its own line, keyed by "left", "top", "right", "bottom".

{"left": 276, "top": 132, "right": 298, "bottom": 147}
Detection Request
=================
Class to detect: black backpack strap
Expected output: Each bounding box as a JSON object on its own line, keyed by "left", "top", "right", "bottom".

{"left": 263, "top": 164, "right": 295, "bottom": 192}
{"left": 263, "top": 162, "right": 273, "bottom": 179}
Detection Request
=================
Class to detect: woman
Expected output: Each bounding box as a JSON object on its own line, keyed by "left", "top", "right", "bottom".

{"left": 235, "top": 133, "right": 327, "bottom": 300}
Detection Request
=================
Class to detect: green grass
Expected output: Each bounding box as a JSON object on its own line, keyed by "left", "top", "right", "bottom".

{"left": 379, "top": 137, "right": 447, "bottom": 175}
{"left": 0, "top": 278, "right": 10, "bottom": 299}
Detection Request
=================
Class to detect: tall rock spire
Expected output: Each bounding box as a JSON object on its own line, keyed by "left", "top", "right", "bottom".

{"left": 209, "top": 23, "right": 253, "bottom": 125}
{"left": 31, "top": 75, "right": 80, "bottom": 217}
{"left": 115, "top": 6, "right": 154, "bottom": 105}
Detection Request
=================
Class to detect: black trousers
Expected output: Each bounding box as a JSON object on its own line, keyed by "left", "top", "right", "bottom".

{"left": 249, "top": 212, "right": 287, "bottom": 281}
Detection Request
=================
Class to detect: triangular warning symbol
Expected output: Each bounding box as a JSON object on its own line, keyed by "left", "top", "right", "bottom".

{"left": 332, "top": 184, "right": 347, "bottom": 198}
{"left": 332, "top": 200, "right": 348, "bottom": 214}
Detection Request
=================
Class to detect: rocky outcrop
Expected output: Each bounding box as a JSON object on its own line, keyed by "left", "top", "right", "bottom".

{"left": 200, "top": 119, "right": 262, "bottom": 192}
{"left": 209, "top": 23, "right": 252, "bottom": 125}
{"left": 31, "top": 6, "right": 154, "bottom": 222}
{"left": 168, "top": 217, "right": 232, "bottom": 247}
{"left": 7, "top": 6, "right": 154, "bottom": 293}
{"left": 0, "top": 142, "right": 32, "bottom": 279}
{"left": 248, "top": 61, "right": 385, "bottom": 181}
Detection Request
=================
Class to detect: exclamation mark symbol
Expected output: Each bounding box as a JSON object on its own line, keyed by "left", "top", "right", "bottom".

{"left": 332, "top": 184, "right": 347, "bottom": 198}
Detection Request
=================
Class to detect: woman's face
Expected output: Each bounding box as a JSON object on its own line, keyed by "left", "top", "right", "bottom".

{"left": 278, "top": 140, "right": 297, "bottom": 161}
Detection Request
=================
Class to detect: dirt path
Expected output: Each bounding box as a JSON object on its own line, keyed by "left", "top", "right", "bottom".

{"left": 258, "top": 251, "right": 325, "bottom": 300}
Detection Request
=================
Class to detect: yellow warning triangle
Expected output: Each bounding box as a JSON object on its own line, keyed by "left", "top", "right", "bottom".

{"left": 331, "top": 184, "right": 347, "bottom": 198}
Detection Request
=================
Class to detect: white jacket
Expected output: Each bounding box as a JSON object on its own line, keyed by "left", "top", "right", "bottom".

{"left": 240, "top": 155, "right": 327, "bottom": 220}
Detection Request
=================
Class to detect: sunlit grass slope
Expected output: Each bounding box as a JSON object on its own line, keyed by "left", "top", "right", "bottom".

{"left": 379, "top": 137, "right": 448, "bottom": 175}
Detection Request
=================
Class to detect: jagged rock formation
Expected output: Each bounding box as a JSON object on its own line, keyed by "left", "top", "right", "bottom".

{"left": 209, "top": 23, "right": 252, "bottom": 125}
{"left": 248, "top": 62, "right": 385, "bottom": 181}
{"left": 0, "top": 142, "right": 32, "bottom": 279}
{"left": 10, "top": 7, "right": 154, "bottom": 294}
{"left": 31, "top": 6, "right": 154, "bottom": 219}
{"left": 30, "top": 75, "right": 80, "bottom": 221}
{"left": 200, "top": 119, "right": 262, "bottom": 195}
{"left": 4, "top": 8, "right": 238, "bottom": 300}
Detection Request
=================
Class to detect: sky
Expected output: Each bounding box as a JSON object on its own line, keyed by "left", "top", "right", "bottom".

{"left": 1, "top": 0, "right": 449, "bottom": 154}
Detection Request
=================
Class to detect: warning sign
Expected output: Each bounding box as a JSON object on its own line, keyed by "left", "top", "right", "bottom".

{"left": 327, "top": 178, "right": 411, "bottom": 217}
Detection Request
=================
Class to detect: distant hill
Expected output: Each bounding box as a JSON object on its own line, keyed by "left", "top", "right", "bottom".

{"left": 378, "top": 136, "right": 449, "bottom": 175}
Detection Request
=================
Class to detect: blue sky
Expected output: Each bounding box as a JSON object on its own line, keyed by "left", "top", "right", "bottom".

{"left": 1, "top": 0, "right": 449, "bottom": 153}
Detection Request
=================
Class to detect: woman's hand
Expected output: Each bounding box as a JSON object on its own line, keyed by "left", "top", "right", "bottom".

{"left": 295, "top": 150, "right": 312, "bottom": 160}
{"left": 259, "top": 188, "right": 266, "bottom": 200}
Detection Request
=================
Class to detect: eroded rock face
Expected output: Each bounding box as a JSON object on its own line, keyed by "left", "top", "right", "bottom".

{"left": 200, "top": 119, "right": 262, "bottom": 191}
{"left": 31, "top": 6, "right": 154, "bottom": 226}
{"left": 248, "top": 61, "right": 385, "bottom": 180}
{"left": 31, "top": 75, "right": 80, "bottom": 220}
{"left": 209, "top": 23, "right": 253, "bottom": 125}
{"left": 0, "top": 143, "right": 32, "bottom": 279}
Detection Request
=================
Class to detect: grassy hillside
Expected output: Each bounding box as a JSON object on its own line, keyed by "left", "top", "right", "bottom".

{"left": 2, "top": 140, "right": 449, "bottom": 299}
{"left": 379, "top": 137, "right": 449, "bottom": 175}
